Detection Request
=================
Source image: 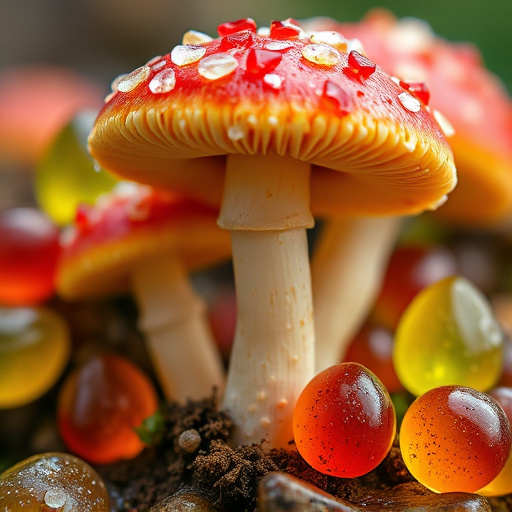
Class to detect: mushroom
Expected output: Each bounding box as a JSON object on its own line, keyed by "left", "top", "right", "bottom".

{"left": 307, "top": 9, "right": 512, "bottom": 226}
{"left": 302, "top": 11, "right": 512, "bottom": 371}
{"left": 88, "top": 18, "right": 456, "bottom": 448}
{"left": 56, "top": 182, "right": 230, "bottom": 403}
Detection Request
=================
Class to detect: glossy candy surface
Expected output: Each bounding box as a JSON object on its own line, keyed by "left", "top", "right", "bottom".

{"left": 477, "top": 387, "right": 512, "bottom": 496}
{"left": 0, "top": 208, "right": 60, "bottom": 306}
{"left": 394, "top": 275, "right": 503, "bottom": 396}
{"left": 373, "top": 244, "right": 458, "bottom": 330}
{"left": 343, "top": 321, "right": 403, "bottom": 393}
{"left": 400, "top": 385, "right": 512, "bottom": 493}
{"left": 35, "top": 110, "right": 118, "bottom": 226}
{"left": 58, "top": 353, "right": 159, "bottom": 464}
{"left": 293, "top": 362, "right": 396, "bottom": 477}
{"left": 0, "top": 452, "right": 109, "bottom": 510}
{"left": 0, "top": 306, "right": 70, "bottom": 408}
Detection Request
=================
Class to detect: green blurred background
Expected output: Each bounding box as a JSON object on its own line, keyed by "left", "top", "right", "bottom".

{"left": 0, "top": 0, "right": 510, "bottom": 91}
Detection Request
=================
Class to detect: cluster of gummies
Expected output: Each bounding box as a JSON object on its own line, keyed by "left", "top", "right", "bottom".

{"left": 1, "top": 15, "right": 512, "bottom": 510}
{"left": 293, "top": 242, "right": 512, "bottom": 496}
{"left": 0, "top": 108, "right": 162, "bottom": 506}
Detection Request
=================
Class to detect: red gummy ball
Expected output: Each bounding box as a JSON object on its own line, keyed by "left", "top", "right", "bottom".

{"left": 293, "top": 362, "right": 396, "bottom": 477}
{"left": 0, "top": 208, "right": 60, "bottom": 306}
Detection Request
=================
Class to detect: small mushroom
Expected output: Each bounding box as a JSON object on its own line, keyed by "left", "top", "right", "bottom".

{"left": 57, "top": 182, "right": 230, "bottom": 403}
{"left": 88, "top": 18, "right": 456, "bottom": 448}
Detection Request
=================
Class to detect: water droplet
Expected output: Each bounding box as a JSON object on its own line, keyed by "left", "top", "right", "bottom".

{"left": 171, "top": 45, "right": 206, "bottom": 66}
{"left": 227, "top": 125, "right": 245, "bottom": 141}
{"left": 398, "top": 92, "right": 421, "bottom": 113}
{"left": 302, "top": 43, "right": 341, "bottom": 67}
{"left": 198, "top": 53, "right": 238, "bottom": 80}
{"left": 246, "top": 48, "right": 282, "bottom": 75}
{"left": 263, "top": 73, "right": 283, "bottom": 89}
{"left": 347, "top": 51, "right": 376, "bottom": 79}
{"left": 269, "top": 20, "right": 304, "bottom": 40}
{"left": 217, "top": 18, "right": 257, "bottom": 37}
{"left": 320, "top": 80, "right": 351, "bottom": 115}
{"left": 263, "top": 41, "right": 293, "bottom": 51}
{"left": 149, "top": 68, "right": 176, "bottom": 94}
{"left": 310, "top": 31, "right": 348, "bottom": 52}
{"left": 117, "top": 66, "right": 150, "bottom": 93}
{"left": 257, "top": 26, "right": 270, "bottom": 37}
{"left": 44, "top": 489, "right": 67, "bottom": 508}
{"left": 433, "top": 110, "right": 455, "bottom": 137}
{"left": 399, "top": 80, "right": 430, "bottom": 105}
{"left": 182, "top": 30, "right": 213, "bottom": 45}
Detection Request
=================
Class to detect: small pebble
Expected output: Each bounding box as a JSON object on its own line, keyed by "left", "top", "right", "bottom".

{"left": 151, "top": 487, "right": 216, "bottom": 511}
{"left": 179, "top": 428, "right": 202, "bottom": 453}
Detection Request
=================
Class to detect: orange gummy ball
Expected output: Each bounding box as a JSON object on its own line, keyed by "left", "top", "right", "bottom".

{"left": 58, "top": 353, "right": 159, "bottom": 464}
{"left": 400, "top": 385, "right": 512, "bottom": 493}
{"left": 293, "top": 362, "right": 396, "bottom": 477}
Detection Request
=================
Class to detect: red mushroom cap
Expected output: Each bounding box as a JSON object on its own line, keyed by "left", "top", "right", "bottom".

{"left": 305, "top": 10, "right": 512, "bottom": 225}
{"left": 89, "top": 18, "right": 456, "bottom": 218}
{"left": 57, "top": 183, "right": 231, "bottom": 299}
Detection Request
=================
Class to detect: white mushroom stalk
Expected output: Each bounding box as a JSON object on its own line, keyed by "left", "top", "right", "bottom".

{"left": 312, "top": 215, "right": 401, "bottom": 372}
{"left": 132, "top": 253, "right": 226, "bottom": 403}
{"left": 219, "top": 153, "right": 315, "bottom": 449}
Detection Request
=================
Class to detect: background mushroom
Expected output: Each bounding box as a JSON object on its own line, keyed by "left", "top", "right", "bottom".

{"left": 57, "top": 182, "right": 231, "bottom": 403}
{"left": 88, "top": 18, "right": 456, "bottom": 449}
{"left": 303, "top": 12, "right": 512, "bottom": 371}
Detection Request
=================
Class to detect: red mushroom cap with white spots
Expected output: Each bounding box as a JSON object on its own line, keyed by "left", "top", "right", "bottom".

{"left": 57, "top": 183, "right": 231, "bottom": 299}
{"left": 89, "top": 18, "right": 456, "bottom": 217}
{"left": 304, "top": 10, "right": 512, "bottom": 224}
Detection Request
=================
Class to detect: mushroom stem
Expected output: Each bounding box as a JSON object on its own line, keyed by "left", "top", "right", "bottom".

{"left": 312, "top": 215, "right": 400, "bottom": 372}
{"left": 219, "top": 154, "right": 315, "bottom": 449}
{"left": 131, "top": 254, "right": 225, "bottom": 403}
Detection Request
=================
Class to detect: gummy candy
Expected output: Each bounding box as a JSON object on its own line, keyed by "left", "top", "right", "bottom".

{"left": 400, "top": 385, "right": 511, "bottom": 493}
{"left": 0, "top": 452, "right": 109, "bottom": 510}
{"left": 0, "top": 306, "right": 70, "bottom": 408}
{"left": 58, "top": 353, "right": 159, "bottom": 464}
{"left": 477, "top": 386, "right": 512, "bottom": 496}
{"left": 35, "top": 110, "right": 117, "bottom": 226}
{"left": 0, "top": 207, "right": 60, "bottom": 306}
{"left": 293, "top": 362, "right": 396, "bottom": 477}
{"left": 394, "top": 276, "right": 503, "bottom": 396}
